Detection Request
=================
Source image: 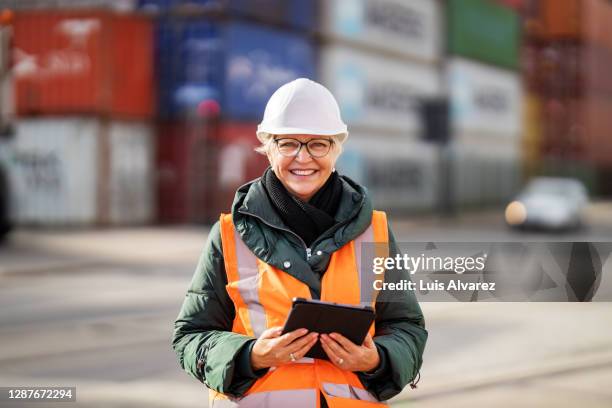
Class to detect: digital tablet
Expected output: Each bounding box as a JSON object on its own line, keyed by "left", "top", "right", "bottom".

{"left": 282, "top": 298, "right": 375, "bottom": 361}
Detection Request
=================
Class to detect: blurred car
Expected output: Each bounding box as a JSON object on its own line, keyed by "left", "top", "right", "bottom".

{"left": 505, "top": 177, "right": 588, "bottom": 231}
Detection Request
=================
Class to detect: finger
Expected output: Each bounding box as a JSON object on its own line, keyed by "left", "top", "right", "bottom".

{"left": 329, "top": 333, "right": 359, "bottom": 353}
{"left": 363, "top": 334, "right": 375, "bottom": 349}
{"left": 277, "top": 328, "right": 309, "bottom": 346}
{"left": 293, "top": 333, "right": 319, "bottom": 359}
{"left": 259, "top": 326, "right": 284, "bottom": 340}
{"left": 288, "top": 332, "right": 318, "bottom": 353}
{"left": 321, "top": 334, "right": 349, "bottom": 358}
{"left": 320, "top": 336, "right": 341, "bottom": 363}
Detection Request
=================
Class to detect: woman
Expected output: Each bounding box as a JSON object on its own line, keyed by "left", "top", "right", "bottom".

{"left": 173, "top": 78, "right": 427, "bottom": 407}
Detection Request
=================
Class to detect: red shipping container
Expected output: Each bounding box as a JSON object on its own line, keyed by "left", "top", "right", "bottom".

{"left": 523, "top": 41, "right": 612, "bottom": 98}
{"left": 582, "top": 97, "right": 612, "bottom": 166}
{"left": 214, "top": 122, "right": 269, "bottom": 213}
{"left": 542, "top": 97, "right": 612, "bottom": 166}
{"left": 13, "top": 11, "right": 154, "bottom": 118}
{"left": 156, "top": 120, "right": 268, "bottom": 224}
{"left": 540, "top": 0, "right": 612, "bottom": 49}
{"left": 541, "top": 98, "right": 584, "bottom": 159}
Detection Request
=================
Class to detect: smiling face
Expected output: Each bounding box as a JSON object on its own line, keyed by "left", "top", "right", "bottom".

{"left": 267, "top": 134, "right": 340, "bottom": 202}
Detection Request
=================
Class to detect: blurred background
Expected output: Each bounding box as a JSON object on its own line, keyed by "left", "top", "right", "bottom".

{"left": 0, "top": 0, "right": 611, "bottom": 407}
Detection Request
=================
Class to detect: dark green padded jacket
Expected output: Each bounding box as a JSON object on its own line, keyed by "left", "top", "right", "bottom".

{"left": 172, "top": 175, "right": 427, "bottom": 401}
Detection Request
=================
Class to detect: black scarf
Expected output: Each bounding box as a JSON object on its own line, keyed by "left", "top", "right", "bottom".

{"left": 261, "top": 166, "right": 343, "bottom": 247}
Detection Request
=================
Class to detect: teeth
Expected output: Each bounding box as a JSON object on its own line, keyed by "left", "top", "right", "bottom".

{"left": 291, "top": 169, "right": 316, "bottom": 176}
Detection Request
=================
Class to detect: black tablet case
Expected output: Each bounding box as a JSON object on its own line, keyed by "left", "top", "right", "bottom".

{"left": 282, "top": 298, "right": 375, "bottom": 361}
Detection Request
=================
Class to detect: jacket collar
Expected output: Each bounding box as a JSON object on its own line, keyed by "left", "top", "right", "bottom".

{"left": 234, "top": 175, "right": 367, "bottom": 230}
{"left": 231, "top": 174, "right": 373, "bottom": 293}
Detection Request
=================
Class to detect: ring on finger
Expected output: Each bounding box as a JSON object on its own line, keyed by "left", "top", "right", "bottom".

{"left": 289, "top": 352, "right": 296, "bottom": 362}
{"left": 337, "top": 358, "right": 344, "bottom": 365}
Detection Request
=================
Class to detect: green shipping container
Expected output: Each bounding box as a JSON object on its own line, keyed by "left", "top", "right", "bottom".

{"left": 448, "top": 0, "right": 520, "bottom": 69}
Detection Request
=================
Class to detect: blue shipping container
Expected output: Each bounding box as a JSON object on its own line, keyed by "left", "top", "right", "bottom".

{"left": 155, "top": 19, "right": 316, "bottom": 120}
{"left": 138, "top": 0, "right": 315, "bottom": 31}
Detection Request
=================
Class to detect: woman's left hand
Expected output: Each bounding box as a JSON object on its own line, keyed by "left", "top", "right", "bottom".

{"left": 320, "top": 333, "right": 380, "bottom": 372}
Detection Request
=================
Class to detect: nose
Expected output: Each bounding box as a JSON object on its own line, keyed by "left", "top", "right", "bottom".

{"left": 294, "top": 145, "right": 313, "bottom": 162}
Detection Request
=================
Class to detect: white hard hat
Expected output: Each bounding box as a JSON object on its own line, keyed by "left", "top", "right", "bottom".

{"left": 257, "top": 78, "right": 348, "bottom": 143}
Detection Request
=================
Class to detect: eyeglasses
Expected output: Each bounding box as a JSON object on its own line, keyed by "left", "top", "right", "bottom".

{"left": 273, "top": 138, "right": 334, "bottom": 158}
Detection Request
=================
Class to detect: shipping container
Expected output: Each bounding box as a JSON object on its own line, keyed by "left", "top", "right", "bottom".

{"left": 108, "top": 121, "right": 155, "bottom": 224}
{"left": 541, "top": 98, "right": 583, "bottom": 159}
{"left": 582, "top": 96, "right": 612, "bottom": 167}
{"left": 451, "top": 141, "right": 521, "bottom": 207}
{"left": 539, "top": 0, "right": 612, "bottom": 49}
{"left": 7, "top": 117, "right": 154, "bottom": 226}
{"left": 137, "top": 0, "right": 315, "bottom": 31}
{"left": 320, "top": 0, "right": 442, "bottom": 63}
{"left": 319, "top": 45, "right": 441, "bottom": 136}
{"left": 337, "top": 134, "right": 439, "bottom": 212}
{"left": 523, "top": 41, "right": 612, "bottom": 98}
{"left": 13, "top": 11, "right": 155, "bottom": 118}
{"left": 0, "top": 0, "right": 137, "bottom": 11}
{"left": 522, "top": 93, "right": 543, "bottom": 178}
{"left": 156, "top": 120, "right": 267, "bottom": 223}
{"left": 521, "top": 42, "right": 542, "bottom": 95}
{"left": 448, "top": 58, "right": 522, "bottom": 138}
{"left": 0, "top": 19, "right": 13, "bottom": 135}
{"left": 0, "top": 21, "right": 9, "bottom": 75}
{"left": 447, "top": 0, "right": 520, "bottom": 69}
{"left": 9, "top": 118, "right": 99, "bottom": 225}
{"left": 541, "top": 96, "right": 612, "bottom": 167}
{"left": 496, "top": 0, "right": 527, "bottom": 11}
{"left": 0, "top": 73, "right": 12, "bottom": 134}
{"left": 155, "top": 19, "right": 315, "bottom": 120}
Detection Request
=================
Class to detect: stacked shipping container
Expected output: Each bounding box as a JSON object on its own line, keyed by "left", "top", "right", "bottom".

{"left": 9, "top": 10, "right": 156, "bottom": 225}
{"left": 0, "top": 11, "right": 14, "bottom": 238}
{"left": 446, "top": 0, "right": 523, "bottom": 207}
{"left": 522, "top": 0, "right": 612, "bottom": 195}
{"left": 144, "top": 0, "right": 316, "bottom": 222}
{"left": 320, "top": 0, "right": 443, "bottom": 213}
{"left": 0, "top": 10, "right": 11, "bottom": 135}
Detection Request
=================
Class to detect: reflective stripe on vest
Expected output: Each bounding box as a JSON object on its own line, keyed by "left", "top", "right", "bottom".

{"left": 216, "top": 211, "right": 390, "bottom": 407}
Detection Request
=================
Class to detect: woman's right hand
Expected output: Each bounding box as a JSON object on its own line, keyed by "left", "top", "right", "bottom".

{"left": 250, "top": 327, "right": 319, "bottom": 370}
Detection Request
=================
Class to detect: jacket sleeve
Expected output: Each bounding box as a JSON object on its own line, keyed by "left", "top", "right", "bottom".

{"left": 357, "top": 225, "right": 428, "bottom": 401}
{"left": 172, "top": 221, "right": 267, "bottom": 397}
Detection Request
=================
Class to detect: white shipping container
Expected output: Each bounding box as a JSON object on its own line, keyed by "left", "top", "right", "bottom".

{"left": 321, "top": 0, "right": 442, "bottom": 63}
{"left": 9, "top": 118, "right": 99, "bottom": 225}
{"left": 320, "top": 45, "right": 441, "bottom": 135}
{"left": 451, "top": 141, "right": 521, "bottom": 206}
{"left": 8, "top": 117, "right": 154, "bottom": 226}
{"left": 337, "top": 135, "right": 438, "bottom": 211}
{"left": 448, "top": 58, "right": 522, "bottom": 137}
{"left": 108, "top": 121, "right": 154, "bottom": 224}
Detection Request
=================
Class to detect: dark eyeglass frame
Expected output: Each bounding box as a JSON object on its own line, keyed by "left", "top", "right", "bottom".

{"left": 273, "top": 137, "right": 335, "bottom": 158}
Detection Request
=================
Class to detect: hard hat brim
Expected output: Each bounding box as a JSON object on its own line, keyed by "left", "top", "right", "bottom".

{"left": 257, "top": 126, "right": 348, "bottom": 144}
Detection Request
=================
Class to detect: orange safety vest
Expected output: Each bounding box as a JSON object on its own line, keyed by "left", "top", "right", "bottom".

{"left": 212, "top": 211, "right": 390, "bottom": 408}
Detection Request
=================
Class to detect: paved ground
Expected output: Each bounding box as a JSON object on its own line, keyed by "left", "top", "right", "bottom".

{"left": 0, "top": 204, "right": 611, "bottom": 407}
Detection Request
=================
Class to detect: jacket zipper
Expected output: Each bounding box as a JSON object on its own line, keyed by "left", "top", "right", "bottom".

{"left": 239, "top": 200, "right": 363, "bottom": 262}
{"left": 238, "top": 209, "right": 312, "bottom": 261}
